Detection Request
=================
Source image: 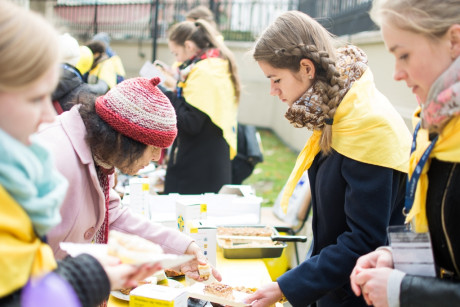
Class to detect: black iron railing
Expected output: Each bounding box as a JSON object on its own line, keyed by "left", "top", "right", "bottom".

{"left": 51, "top": 0, "right": 376, "bottom": 42}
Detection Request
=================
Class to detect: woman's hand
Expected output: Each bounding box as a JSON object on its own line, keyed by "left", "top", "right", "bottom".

{"left": 180, "top": 242, "right": 222, "bottom": 282}
{"left": 350, "top": 248, "right": 394, "bottom": 296}
{"left": 97, "top": 255, "right": 162, "bottom": 290}
{"left": 245, "top": 282, "right": 284, "bottom": 307}
{"left": 353, "top": 267, "right": 393, "bottom": 307}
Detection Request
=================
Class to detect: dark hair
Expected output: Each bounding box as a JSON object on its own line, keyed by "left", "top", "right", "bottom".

{"left": 77, "top": 93, "right": 148, "bottom": 169}
{"left": 86, "top": 41, "right": 105, "bottom": 55}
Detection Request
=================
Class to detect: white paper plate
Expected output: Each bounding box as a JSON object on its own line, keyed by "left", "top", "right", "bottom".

{"left": 187, "top": 283, "right": 251, "bottom": 307}
{"left": 60, "top": 242, "right": 195, "bottom": 267}
{"left": 111, "top": 290, "right": 130, "bottom": 301}
{"left": 110, "top": 279, "right": 184, "bottom": 301}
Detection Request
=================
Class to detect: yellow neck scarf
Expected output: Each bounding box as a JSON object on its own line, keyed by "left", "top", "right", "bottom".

{"left": 0, "top": 185, "right": 57, "bottom": 296}
{"left": 182, "top": 58, "right": 238, "bottom": 159}
{"left": 406, "top": 109, "right": 460, "bottom": 232}
{"left": 281, "top": 69, "right": 412, "bottom": 212}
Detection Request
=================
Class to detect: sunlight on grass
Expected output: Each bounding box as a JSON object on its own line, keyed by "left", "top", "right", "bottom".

{"left": 243, "top": 129, "right": 299, "bottom": 207}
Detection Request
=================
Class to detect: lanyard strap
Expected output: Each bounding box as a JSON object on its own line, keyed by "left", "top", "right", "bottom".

{"left": 62, "top": 64, "right": 83, "bottom": 82}
{"left": 404, "top": 122, "right": 439, "bottom": 214}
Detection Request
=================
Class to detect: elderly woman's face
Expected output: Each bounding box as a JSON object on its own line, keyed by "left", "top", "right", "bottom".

{"left": 118, "top": 145, "right": 162, "bottom": 175}
{"left": 381, "top": 22, "right": 454, "bottom": 103}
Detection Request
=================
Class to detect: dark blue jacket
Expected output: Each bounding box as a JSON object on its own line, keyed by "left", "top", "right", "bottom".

{"left": 278, "top": 149, "right": 406, "bottom": 307}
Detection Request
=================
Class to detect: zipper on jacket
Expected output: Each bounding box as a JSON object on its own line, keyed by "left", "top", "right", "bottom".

{"left": 441, "top": 164, "right": 460, "bottom": 276}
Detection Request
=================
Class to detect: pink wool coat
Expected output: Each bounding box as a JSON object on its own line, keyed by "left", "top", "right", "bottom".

{"left": 37, "top": 107, "right": 193, "bottom": 260}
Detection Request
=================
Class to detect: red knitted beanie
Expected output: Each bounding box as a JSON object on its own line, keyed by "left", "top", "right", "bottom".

{"left": 95, "top": 77, "right": 177, "bottom": 148}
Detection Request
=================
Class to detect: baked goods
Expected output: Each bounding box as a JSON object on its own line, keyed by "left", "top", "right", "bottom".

{"left": 198, "top": 263, "right": 212, "bottom": 280}
{"left": 217, "top": 227, "right": 273, "bottom": 237}
{"left": 203, "top": 282, "right": 234, "bottom": 301}
{"left": 119, "top": 276, "right": 157, "bottom": 295}
{"left": 107, "top": 230, "right": 163, "bottom": 264}
{"left": 232, "top": 286, "right": 257, "bottom": 294}
{"left": 164, "top": 268, "right": 183, "bottom": 277}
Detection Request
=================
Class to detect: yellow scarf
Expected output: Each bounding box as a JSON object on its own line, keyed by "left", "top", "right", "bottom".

{"left": 182, "top": 58, "right": 238, "bottom": 159}
{"left": 281, "top": 69, "right": 412, "bottom": 212}
{"left": 0, "top": 185, "right": 57, "bottom": 296}
{"left": 406, "top": 109, "right": 460, "bottom": 232}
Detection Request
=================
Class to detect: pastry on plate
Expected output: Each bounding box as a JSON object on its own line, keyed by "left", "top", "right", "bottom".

{"left": 107, "top": 230, "right": 163, "bottom": 264}
{"left": 203, "top": 282, "right": 234, "bottom": 301}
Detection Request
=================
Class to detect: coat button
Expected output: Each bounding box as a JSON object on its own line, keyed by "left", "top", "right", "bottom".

{"left": 84, "top": 227, "right": 96, "bottom": 240}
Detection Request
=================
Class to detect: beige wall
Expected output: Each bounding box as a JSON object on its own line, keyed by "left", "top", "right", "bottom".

{"left": 111, "top": 31, "right": 417, "bottom": 153}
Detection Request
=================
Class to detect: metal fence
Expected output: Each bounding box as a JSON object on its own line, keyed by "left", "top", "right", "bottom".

{"left": 51, "top": 0, "right": 376, "bottom": 42}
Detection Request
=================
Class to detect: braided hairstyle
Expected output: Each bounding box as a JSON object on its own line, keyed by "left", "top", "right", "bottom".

{"left": 253, "top": 11, "right": 346, "bottom": 153}
{"left": 168, "top": 19, "right": 240, "bottom": 101}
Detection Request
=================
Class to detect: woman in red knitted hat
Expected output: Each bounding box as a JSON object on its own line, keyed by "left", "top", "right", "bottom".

{"left": 36, "top": 77, "right": 221, "bottom": 282}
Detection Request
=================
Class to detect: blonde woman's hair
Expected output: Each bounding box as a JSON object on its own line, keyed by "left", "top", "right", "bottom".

{"left": 186, "top": 5, "right": 217, "bottom": 29}
{"left": 168, "top": 19, "right": 240, "bottom": 101}
{"left": 371, "top": 0, "right": 460, "bottom": 39}
{"left": 0, "top": 1, "right": 60, "bottom": 92}
{"left": 253, "top": 11, "right": 343, "bottom": 153}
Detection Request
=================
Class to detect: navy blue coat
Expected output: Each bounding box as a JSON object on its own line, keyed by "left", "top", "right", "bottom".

{"left": 278, "top": 149, "right": 406, "bottom": 307}
{"left": 164, "top": 94, "right": 231, "bottom": 194}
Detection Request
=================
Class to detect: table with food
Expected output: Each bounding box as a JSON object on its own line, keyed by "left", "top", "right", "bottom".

{"left": 95, "top": 226, "right": 298, "bottom": 307}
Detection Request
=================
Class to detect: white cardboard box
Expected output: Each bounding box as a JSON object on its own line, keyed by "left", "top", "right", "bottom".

{"left": 129, "top": 284, "right": 187, "bottom": 307}
{"left": 148, "top": 185, "right": 262, "bottom": 225}
{"left": 175, "top": 199, "right": 208, "bottom": 232}
{"left": 184, "top": 221, "right": 217, "bottom": 266}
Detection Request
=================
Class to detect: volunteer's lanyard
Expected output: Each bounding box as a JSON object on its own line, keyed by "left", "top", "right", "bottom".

{"left": 404, "top": 121, "right": 439, "bottom": 214}
{"left": 62, "top": 64, "right": 83, "bottom": 82}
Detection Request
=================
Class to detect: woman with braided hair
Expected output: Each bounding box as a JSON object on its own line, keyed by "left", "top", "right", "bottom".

{"left": 245, "top": 11, "right": 411, "bottom": 307}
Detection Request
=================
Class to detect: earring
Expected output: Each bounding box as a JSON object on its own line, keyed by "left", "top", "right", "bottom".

{"left": 309, "top": 75, "right": 313, "bottom": 79}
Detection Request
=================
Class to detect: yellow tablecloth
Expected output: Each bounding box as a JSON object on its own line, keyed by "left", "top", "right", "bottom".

{"left": 108, "top": 248, "right": 275, "bottom": 307}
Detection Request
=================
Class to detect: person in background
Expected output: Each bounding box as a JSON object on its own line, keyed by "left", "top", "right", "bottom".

{"left": 153, "top": 5, "right": 223, "bottom": 91}
{"left": 185, "top": 5, "right": 217, "bottom": 29}
{"left": 92, "top": 32, "right": 126, "bottom": 84}
{"left": 245, "top": 10, "right": 412, "bottom": 307}
{"left": 0, "top": 2, "right": 160, "bottom": 306}
{"left": 163, "top": 19, "right": 240, "bottom": 194}
{"left": 85, "top": 40, "right": 117, "bottom": 95}
{"left": 350, "top": 1, "right": 460, "bottom": 306}
{"left": 37, "top": 77, "right": 221, "bottom": 282}
{"left": 52, "top": 33, "right": 96, "bottom": 113}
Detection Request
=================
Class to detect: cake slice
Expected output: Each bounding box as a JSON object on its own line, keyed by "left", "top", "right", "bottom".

{"left": 203, "top": 282, "right": 234, "bottom": 301}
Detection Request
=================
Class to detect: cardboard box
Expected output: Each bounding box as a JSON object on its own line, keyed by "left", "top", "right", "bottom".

{"left": 149, "top": 186, "right": 262, "bottom": 226}
{"left": 185, "top": 221, "right": 217, "bottom": 266}
{"left": 175, "top": 199, "right": 207, "bottom": 232}
{"left": 129, "top": 284, "right": 187, "bottom": 307}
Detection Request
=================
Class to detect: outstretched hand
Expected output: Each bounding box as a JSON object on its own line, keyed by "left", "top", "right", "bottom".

{"left": 245, "top": 282, "right": 284, "bottom": 307}
{"left": 181, "top": 242, "right": 222, "bottom": 282}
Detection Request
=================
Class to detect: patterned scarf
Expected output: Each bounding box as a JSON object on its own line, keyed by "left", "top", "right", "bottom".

{"left": 284, "top": 45, "right": 368, "bottom": 130}
{"left": 93, "top": 156, "right": 114, "bottom": 244}
{"left": 407, "top": 55, "right": 460, "bottom": 232}
{"left": 176, "top": 48, "right": 221, "bottom": 97}
{"left": 280, "top": 45, "right": 412, "bottom": 212}
{"left": 421, "top": 54, "right": 460, "bottom": 133}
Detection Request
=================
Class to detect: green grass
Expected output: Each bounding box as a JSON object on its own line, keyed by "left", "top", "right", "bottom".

{"left": 242, "top": 129, "right": 299, "bottom": 207}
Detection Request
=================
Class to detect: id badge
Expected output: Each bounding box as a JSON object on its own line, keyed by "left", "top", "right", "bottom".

{"left": 387, "top": 225, "right": 436, "bottom": 277}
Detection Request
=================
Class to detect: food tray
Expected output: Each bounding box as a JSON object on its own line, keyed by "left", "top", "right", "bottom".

{"left": 217, "top": 225, "right": 287, "bottom": 259}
